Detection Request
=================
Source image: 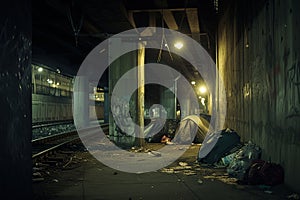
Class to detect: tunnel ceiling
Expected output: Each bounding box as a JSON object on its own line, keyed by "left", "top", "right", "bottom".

{"left": 33, "top": 0, "right": 218, "bottom": 86}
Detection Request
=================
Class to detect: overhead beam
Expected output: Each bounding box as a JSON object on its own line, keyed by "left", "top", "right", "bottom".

{"left": 129, "top": 8, "right": 189, "bottom": 13}
{"left": 45, "top": 0, "right": 104, "bottom": 37}
{"left": 120, "top": 3, "right": 137, "bottom": 29}
{"left": 186, "top": 8, "right": 200, "bottom": 42}
{"left": 161, "top": 10, "right": 178, "bottom": 30}
{"left": 140, "top": 12, "right": 156, "bottom": 36}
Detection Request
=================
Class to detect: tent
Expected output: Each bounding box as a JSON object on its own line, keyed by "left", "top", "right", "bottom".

{"left": 171, "top": 115, "right": 210, "bottom": 144}
{"left": 145, "top": 115, "right": 210, "bottom": 144}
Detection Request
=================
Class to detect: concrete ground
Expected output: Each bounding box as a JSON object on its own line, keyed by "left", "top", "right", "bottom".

{"left": 33, "top": 143, "right": 296, "bottom": 200}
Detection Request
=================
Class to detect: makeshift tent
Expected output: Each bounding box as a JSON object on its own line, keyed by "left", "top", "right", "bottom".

{"left": 145, "top": 115, "right": 210, "bottom": 144}
{"left": 171, "top": 115, "right": 210, "bottom": 144}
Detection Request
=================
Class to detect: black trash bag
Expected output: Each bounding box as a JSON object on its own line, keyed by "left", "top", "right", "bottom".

{"left": 198, "top": 128, "right": 241, "bottom": 164}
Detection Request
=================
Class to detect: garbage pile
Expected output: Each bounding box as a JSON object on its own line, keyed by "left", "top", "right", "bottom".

{"left": 197, "top": 128, "right": 284, "bottom": 186}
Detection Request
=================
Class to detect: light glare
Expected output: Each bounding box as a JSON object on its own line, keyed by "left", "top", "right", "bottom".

{"left": 199, "top": 86, "right": 207, "bottom": 94}
{"left": 37, "top": 67, "right": 43, "bottom": 72}
{"left": 174, "top": 42, "right": 183, "bottom": 49}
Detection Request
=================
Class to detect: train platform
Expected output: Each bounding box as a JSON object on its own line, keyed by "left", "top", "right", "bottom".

{"left": 33, "top": 143, "right": 295, "bottom": 200}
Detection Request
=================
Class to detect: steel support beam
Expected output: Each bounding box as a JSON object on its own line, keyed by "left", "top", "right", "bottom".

{"left": 186, "top": 8, "right": 200, "bottom": 42}
{"left": 137, "top": 42, "right": 145, "bottom": 147}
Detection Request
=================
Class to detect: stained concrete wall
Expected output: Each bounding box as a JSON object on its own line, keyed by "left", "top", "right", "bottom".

{"left": 0, "top": 0, "right": 32, "bottom": 198}
{"left": 217, "top": 0, "right": 300, "bottom": 192}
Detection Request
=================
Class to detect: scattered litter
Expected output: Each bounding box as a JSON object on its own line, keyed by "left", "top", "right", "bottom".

{"left": 183, "top": 170, "right": 196, "bottom": 176}
{"left": 203, "top": 175, "right": 238, "bottom": 185}
{"left": 33, "top": 167, "right": 42, "bottom": 171}
{"left": 264, "top": 190, "right": 273, "bottom": 194}
{"left": 166, "top": 141, "right": 174, "bottom": 145}
{"left": 33, "top": 177, "right": 44, "bottom": 182}
{"left": 63, "top": 157, "right": 73, "bottom": 168}
{"left": 221, "top": 152, "right": 237, "bottom": 166}
{"left": 33, "top": 172, "right": 42, "bottom": 177}
{"left": 52, "top": 179, "right": 59, "bottom": 183}
{"left": 179, "top": 162, "right": 188, "bottom": 167}
{"left": 148, "top": 151, "right": 161, "bottom": 157}
{"left": 172, "top": 166, "right": 186, "bottom": 170}
{"left": 197, "top": 179, "right": 203, "bottom": 184}
{"left": 160, "top": 168, "right": 174, "bottom": 174}
{"left": 287, "top": 193, "right": 300, "bottom": 199}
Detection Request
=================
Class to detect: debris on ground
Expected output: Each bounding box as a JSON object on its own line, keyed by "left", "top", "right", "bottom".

{"left": 178, "top": 162, "right": 188, "bottom": 167}
{"left": 52, "top": 179, "right": 59, "bottom": 183}
{"left": 147, "top": 150, "right": 162, "bottom": 157}
{"left": 264, "top": 190, "right": 273, "bottom": 194}
{"left": 203, "top": 174, "right": 238, "bottom": 185}
{"left": 287, "top": 193, "right": 300, "bottom": 199}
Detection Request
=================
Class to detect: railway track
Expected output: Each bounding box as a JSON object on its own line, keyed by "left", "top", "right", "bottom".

{"left": 32, "top": 120, "right": 74, "bottom": 129}
{"left": 32, "top": 124, "right": 109, "bottom": 162}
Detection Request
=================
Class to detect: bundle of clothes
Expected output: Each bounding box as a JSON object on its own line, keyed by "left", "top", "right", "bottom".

{"left": 197, "top": 128, "right": 284, "bottom": 186}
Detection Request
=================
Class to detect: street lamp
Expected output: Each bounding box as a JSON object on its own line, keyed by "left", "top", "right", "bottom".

{"left": 37, "top": 67, "right": 43, "bottom": 72}
{"left": 199, "top": 86, "right": 207, "bottom": 94}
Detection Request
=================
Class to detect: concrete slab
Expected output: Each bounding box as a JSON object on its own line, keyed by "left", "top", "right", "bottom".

{"left": 33, "top": 144, "right": 296, "bottom": 200}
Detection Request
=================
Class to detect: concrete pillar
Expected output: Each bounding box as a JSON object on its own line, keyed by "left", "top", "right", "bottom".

{"left": 160, "top": 84, "right": 176, "bottom": 119}
{"left": 73, "top": 76, "right": 89, "bottom": 128}
{"left": 103, "top": 87, "right": 109, "bottom": 123}
{"left": 108, "top": 38, "right": 137, "bottom": 140}
{"left": 0, "top": 0, "right": 32, "bottom": 198}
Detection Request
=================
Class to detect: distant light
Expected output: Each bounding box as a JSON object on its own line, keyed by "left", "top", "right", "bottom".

{"left": 174, "top": 42, "right": 183, "bottom": 49}
{"left": 164, "top": 43, "right": 168, "bottom": 47}
{"left": 56, "top": 69, "right": 61, "bottom": 74}
{"left": 56, "top": 82, "right": 60, "bottom": 86}
{"left": 47, "top": 79, "right": 53, "bottom": 84}
{"left": 191, "top": 81, "right": 196, "bottom": 85}
{"left": 37, "top": 67, "right": 43, "bottom": 72}
{"left": 199, "top": 86, "right": 207, "bottom": 94}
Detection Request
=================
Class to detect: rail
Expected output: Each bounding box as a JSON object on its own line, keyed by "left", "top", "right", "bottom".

{"left": 32, "top": 124, "right": 109, "bottom": 161}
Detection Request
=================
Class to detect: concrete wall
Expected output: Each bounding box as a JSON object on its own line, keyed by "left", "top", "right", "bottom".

{"left": 32, "top": 94, "right": 72, "bottom": 123}
{"left": 0, "top": 0, "right": 32, "bottom": 198}
{"left": 217, "top": 0, "right": 300, "bottom": 192}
